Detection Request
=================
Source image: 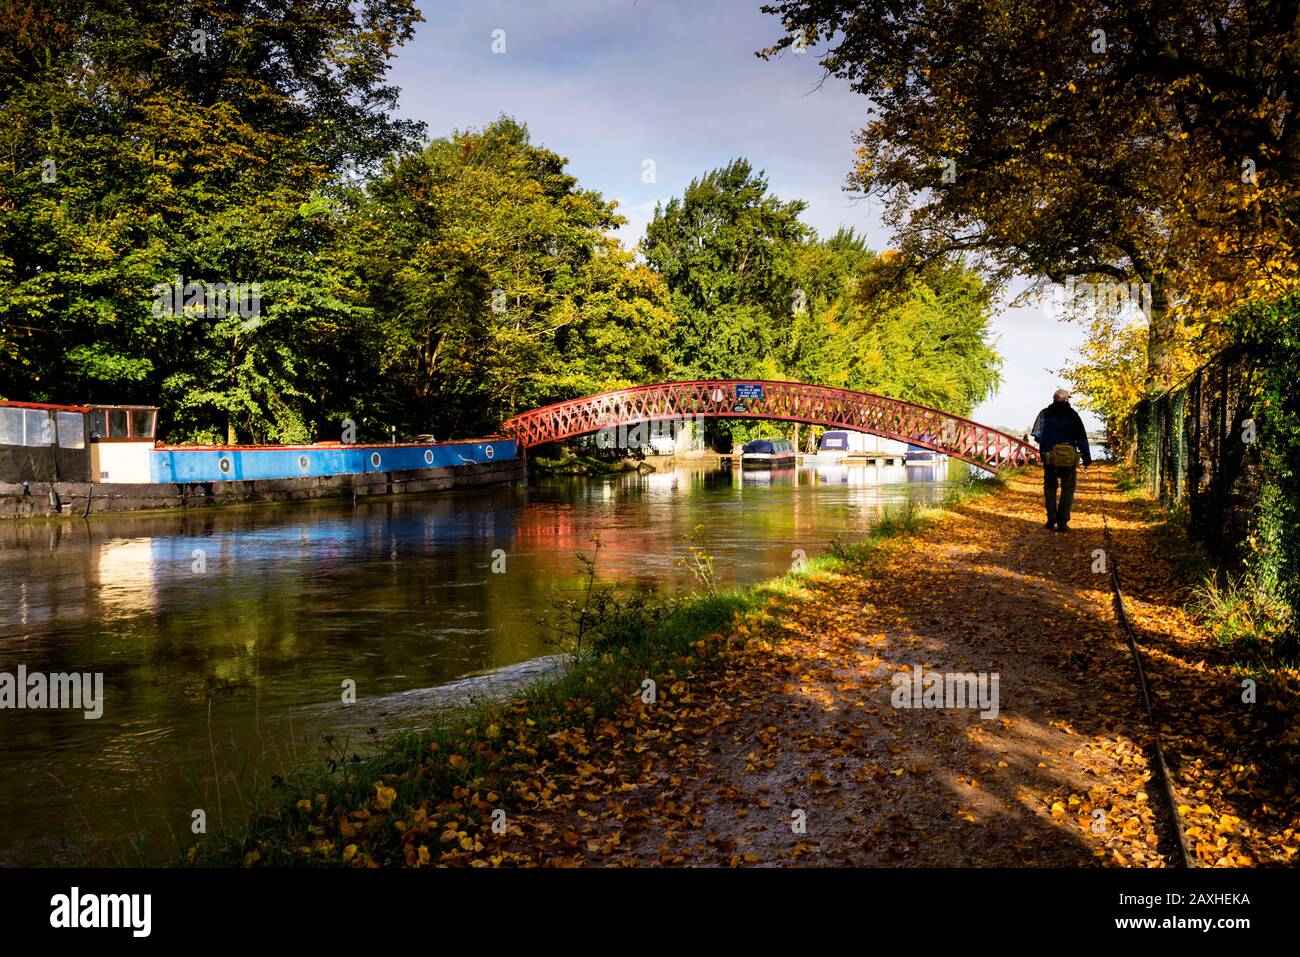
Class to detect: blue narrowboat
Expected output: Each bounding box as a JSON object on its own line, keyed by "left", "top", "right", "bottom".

{"left": 0, "top": 400, "right": 516, "bottom": 485}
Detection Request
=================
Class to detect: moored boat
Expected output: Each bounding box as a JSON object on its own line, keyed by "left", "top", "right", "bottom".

{"left": 814, "top": 429, "right": 910, "bottom": 463}
{"left": 740, "top": 437, "right": 796, "bottom": 467}
{"left": 0, "top": 400, "right": 522, "bottom": 516}
{"left": 905, "top": 444, "right": 948, "bottom": 466}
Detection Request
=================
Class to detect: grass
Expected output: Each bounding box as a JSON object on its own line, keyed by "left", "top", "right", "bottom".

{"left": 1190, "top": 573, "right": 1296, "bottom": 665}
{"left": 1114, "top": 464, "right": 1297, "bottom": 667}
{"left": 1113, "top": 463, "right": 1210, "bottom": 588}
{"left": 184, "top": 468, "right": 1010, "bottom": 867}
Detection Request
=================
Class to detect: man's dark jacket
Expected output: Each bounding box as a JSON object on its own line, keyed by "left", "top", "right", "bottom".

{"left": 1031, "top": 400, "right": 1091, "bottom": 465}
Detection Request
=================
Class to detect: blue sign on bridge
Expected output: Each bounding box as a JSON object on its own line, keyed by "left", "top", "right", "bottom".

{"left": 735, "top": 384, "right": 764, "bottom": 400}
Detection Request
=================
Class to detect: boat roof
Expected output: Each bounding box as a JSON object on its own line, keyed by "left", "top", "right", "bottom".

{"left": 0, "top": 400, "right": 93, "bottom": 413}
{"left": 158, "top": 437, "right": 514, "bottom": 451}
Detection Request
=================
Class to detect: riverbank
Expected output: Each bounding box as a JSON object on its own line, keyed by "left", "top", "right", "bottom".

{"left": 188, "top": 465, "right": 1298, "bottom": 867}
{"left": 529, "top": 446, "right": 732, "bottom": 476}
{"left": 529, "top": 448, "right": 653, "bottom": 475}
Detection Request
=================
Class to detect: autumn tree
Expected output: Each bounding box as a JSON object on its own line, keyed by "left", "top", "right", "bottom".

{"left": 760, "top": 0, "right": 1300, "bottom": 388}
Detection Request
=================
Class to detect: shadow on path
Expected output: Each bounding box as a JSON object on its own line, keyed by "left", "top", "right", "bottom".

{"left": 500, "top": 465, "right": 1290, "bottom": 867}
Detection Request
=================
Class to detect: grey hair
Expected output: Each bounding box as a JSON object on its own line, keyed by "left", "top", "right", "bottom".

{"left": 1053, "top": 388, "right": 1071, "bottom": 401}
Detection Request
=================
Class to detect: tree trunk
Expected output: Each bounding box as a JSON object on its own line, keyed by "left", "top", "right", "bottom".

{"left": 1145, "top": 277, "right": 1175, "bottom": 390}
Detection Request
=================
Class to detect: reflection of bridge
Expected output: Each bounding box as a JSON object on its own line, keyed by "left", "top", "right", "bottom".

{"left": 501, "top": 380, "right": 1037, "bottom": 472}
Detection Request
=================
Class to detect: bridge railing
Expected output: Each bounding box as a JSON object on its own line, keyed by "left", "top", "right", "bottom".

{"left": 500, "top": 380, "right": 1038, "bottom": 471}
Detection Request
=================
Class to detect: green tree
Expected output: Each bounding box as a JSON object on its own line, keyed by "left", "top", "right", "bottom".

{"left": 644, "top": 158, "right": 809, "bottom": 314}
{"left": 644, "top": 158, "right": 809, "bottom": 380}
{"left": 354, "top": 117, "right": 677, "bottom": 438}
{"left": 645, "top": 160, "right": 1000, "bottom": 447}
{"left": 790, "top": 233, "right": 1000, "bottom": 415}
{"left": 0, "top": 0, "right": 422, "bottom": 441}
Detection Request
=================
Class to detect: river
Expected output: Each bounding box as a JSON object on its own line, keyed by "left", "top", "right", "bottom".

{"left": 0, "top": 458, "right": 966, "bottom": 865}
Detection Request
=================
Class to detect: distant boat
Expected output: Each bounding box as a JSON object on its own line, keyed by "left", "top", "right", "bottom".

{"left": 905, "top": 443, "right": 947, "bottom": 464}
{"left": 815, "top": 429, "right": 909, "bottom": 461}
{"left": 740, "top": 437, "right": 796, "bottom": 467}
{"left": 815, "top": 429, "right": 862, "bottom": 459}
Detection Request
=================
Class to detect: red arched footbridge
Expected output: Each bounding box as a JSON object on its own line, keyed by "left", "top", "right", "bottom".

{"left": 500, "top": 380, "right": 1036, "bottom": 472}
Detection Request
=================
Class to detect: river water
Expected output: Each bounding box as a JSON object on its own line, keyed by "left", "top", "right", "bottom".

{"left": 0, "top": 459, "right": 964, "bottom": 865}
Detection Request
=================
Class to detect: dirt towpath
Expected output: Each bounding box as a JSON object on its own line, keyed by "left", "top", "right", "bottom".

{"left": 485, "top": 465, "right": 1291, "bottom": 867}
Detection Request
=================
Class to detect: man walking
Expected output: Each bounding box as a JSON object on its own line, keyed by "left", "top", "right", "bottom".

{"left": 1031, "top": 388, "right": 1091, "bottom": 531}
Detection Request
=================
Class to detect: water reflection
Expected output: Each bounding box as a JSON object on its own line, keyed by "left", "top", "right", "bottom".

{"left": 96, "top": 538, "right": 159, "bottom": 618}
{"left": 0, "top": 460, "right": 967, "bottom": 864}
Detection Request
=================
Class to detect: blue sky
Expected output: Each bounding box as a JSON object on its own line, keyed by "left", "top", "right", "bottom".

{"left": 386, "top": 0, "right": 1101, "bottom": 432}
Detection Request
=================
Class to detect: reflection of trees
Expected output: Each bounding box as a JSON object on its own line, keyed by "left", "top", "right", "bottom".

{"left": 1, "top": 468, "right": 965, "bottom": 863}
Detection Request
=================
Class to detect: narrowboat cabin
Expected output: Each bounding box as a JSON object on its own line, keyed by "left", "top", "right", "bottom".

{"left": 87, "top": 404, "right": 159, "bottom": 483}
{"left": 740, "top": 437, "right": 796, "bottom": 468}
{"left": 0, "top": 401, "right": 92, "bottom": 483}
{"left": 0, "top": 401, "right": 161, "bottom": 484}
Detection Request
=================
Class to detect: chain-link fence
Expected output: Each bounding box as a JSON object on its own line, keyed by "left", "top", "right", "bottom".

{"left": 1124, "top": 349, "right": 1263, "bottom": 571}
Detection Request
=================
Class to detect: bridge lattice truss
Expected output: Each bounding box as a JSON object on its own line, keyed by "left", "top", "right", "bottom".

{"left": 500, "top": 380, "right": 1037, "bottom": 472}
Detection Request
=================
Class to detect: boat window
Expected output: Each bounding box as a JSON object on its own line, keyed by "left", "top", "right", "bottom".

{"left": 0, "top": 408, "right": 22, "bottom": 446}
{"left": 23, "top": 409, "right": 52, "bottom": 446}
{"left": 130, "top": 409, "right": 156, "bottom": 439}
{"left": 56, "top": 412, "right": 85, "bottom": 449}
{"left": 107, "top": 409, "right": 129, "bottom": 438}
